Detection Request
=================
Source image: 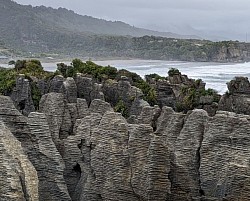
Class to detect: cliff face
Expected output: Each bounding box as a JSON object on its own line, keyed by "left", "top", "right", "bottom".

{"left": 1, "top": 88, "right": 250, "bottom": 200}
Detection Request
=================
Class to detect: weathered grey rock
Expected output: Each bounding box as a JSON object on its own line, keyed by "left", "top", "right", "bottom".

{"left": 146, "top": 135, "right": 171, "bottom": 201}
{"left": 199, "top": 95, "right": 214, "bottom": 105}
{"left": 219, "top": 93, "right": 250, "bottom": 115}
{"left": 128, "top": 124, "right": 153, "bottom": 200}
{"left": 155, "top": 106, "right": 186, "bottom": 150}
{"left": 155, "top": 80, "right": 176, "bottom": 108}
{"left": 75, "top": 74, "right": 94, "bottom": 105}
{"left": 76, "top": 98, "right": 90, "bottom": 119}
{"left": 90, "top": 112, "right": 139, "bottom": 201}
{"left": 129, "top": 105, "right": 161, "bottom": 130}
{"left": 102, "top": 77, "right": 143, "bottom": 115}
{"left": 39, "top": 93, "right": 65, "bottom": 147}
{"left": 90, "top": 83, "right": 105, "bottom": 101}
{"left": 218, "top": 77, "right": 250, "bottom": 115}
{"left": 63, "top": 113, "right": 103, "bottom": 200}
{"left": 102, "top": 79, "right": 120, "bottom": 106}
{"left": 37, "top": 79, "right": 48, "bottom": 95}
{"left": 172, "top": 109, "right": 208, "bottom": 200}
{"left": 0, "top": 121, "right": 39, "bottom": 201}
{"left": 48, "top": 75, "right": 64, "bottom": 93}
{"left": 0, "top": 95, "right": 71, "bottom": 201}
{"left": 65, "top": 111, "right": 166, "bottom": 201}
{"left": 227, "top": 77, "right": 250, "bottom": 94}
{"left": 137, "top": 105, "right": 161, "bottom": 126}
{"left": 130, "top": 98, "right": 150, "bottom": 116}
{"left": 202, "top": 102, "right": 218, "bottom": 116}
{"left": 10, "top": 75, "right": 35, "bottom": 116}
{"left": 4, "top": 77, "right": 250, "bottom": 201}
{"left": 62, "top": 77, "right": 78, "bottom": 103}
{"left": 0, "top": 95, "right": 31, "bottom": 152}
{"left": 89, "top": 99, "right": 113, "bottom": 115}
{"left": 27, "top": 112, "right": 71, "bottom": 201}
{"left": 200, "top": 111, "right": 250, "bottom": 200}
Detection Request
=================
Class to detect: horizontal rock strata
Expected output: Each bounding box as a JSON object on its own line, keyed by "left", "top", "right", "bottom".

{"left": 1, "top": 91, "right": 250, "bottom": 201}
{"left": 0, "top": 121, "right": 39, "bottom": 201}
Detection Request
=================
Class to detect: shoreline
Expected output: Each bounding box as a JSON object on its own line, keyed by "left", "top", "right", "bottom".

{"left": 0, "top": 55, "right": 247, "bottom": 65}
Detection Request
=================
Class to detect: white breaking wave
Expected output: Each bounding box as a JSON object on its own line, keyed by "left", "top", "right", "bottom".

{"left": 95, "top": 60, "right": 250, "bottom": 94}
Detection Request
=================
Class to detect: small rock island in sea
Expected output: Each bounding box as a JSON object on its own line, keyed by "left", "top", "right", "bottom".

{"left": 1, "top": 59, "right": 250, "bottom": 201}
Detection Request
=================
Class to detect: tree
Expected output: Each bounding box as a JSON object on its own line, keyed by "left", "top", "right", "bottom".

{"left": 56, "top": 63, "right": 68, "bottom": 78}
{"left": 168, "top": 68, "right": 180, "bottom": 77}
{"left": 14, "top": 60, "right": 27, "bottom": 71}
{"left": 8, "top": 60, "right": 15, "bottom": 66}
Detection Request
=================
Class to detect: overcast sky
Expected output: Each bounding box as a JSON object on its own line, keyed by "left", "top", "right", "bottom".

{"left": 14, "top": 0, "right": 250, "bottom": 41}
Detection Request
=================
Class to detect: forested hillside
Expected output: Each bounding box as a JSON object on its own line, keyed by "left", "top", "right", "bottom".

{"left": 0, "top": 0, "right": 197, "bottom": 51}
{"left": 1, "top": 0, "right": 250, "bottom": 62}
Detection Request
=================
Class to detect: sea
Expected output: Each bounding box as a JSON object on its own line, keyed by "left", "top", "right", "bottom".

{"left": 2, "top": 59, "right": 250, "bottom": 94}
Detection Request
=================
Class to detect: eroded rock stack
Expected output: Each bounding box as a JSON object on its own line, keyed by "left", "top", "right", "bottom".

{"left": 2, "top": 75, "right": 250, "bottom": 200}
{"left": 11, "top": 75, "right": 35, "bottom": 116}
{"left": 219, "top": 77, "right": 250, "bottom": 115}
{"left": 0, "top": 121, "right": 39, "bottom": 201}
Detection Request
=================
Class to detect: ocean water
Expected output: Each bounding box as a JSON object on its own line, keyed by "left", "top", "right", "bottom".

{"left": 94, "top": 60, "right": 250, "bottom": 94}
{"left": 2, "top": 60, "right": 250, "bottom": 94}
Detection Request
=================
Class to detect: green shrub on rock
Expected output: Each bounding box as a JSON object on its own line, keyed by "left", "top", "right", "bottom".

{"left": 114, "top": 99, "right": 129, "bottom": 118}
{"left": 168, "top": 68, "right": 180, "bottom": 76}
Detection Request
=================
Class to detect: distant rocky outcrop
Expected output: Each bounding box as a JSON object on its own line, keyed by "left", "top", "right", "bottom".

{"left": 146, "top": 71, "right": 219, "bottom": 116}
{"left": 219, "top": 77, "right": 250, "bottom": 115}
{"left": 102, "top": 76, "right": 143, "bottom": 115}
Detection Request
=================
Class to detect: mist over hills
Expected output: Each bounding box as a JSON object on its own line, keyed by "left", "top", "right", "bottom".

{"left": 1, "top": 0, "right": 250, "bottom": 62}
{"left": 0, "top": 0, "right": 199, "bottom": 52}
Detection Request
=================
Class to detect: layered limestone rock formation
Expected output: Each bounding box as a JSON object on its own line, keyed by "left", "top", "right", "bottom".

{"left": 146, "top": 72, "right": 219, "bottom": 116}
{"left": 2, "top": 78, "right": 250, "bottom": 201}
{"left": 200, "top": 111, "right": 250, "bottom": 200}
{"left": 102, "top": 76, "right": 143, "bottom": 115}
{"left": 75, "top": 74, "right": 104, "bottom": 105}
{"left": 10, "top": 75, "right": 35, "bottom": 116}
{"left": 27, "top": 112, "right": 71, "bottom": 201}
{"left": 0, "top": 121, "right": 39, "bottom": 201}
{"left": 0, "top": 95, "right": 71, "bottom": 201}
{"left": 219, "top": 77, "right": 250, "bottom": 115}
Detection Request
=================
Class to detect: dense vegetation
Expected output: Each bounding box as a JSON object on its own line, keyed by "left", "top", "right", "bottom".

{"left": 0, "top": 59, "right": 52, "bottom": 109}
{"left": 176, "top": 85, "right": 220, "bottom": 112}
